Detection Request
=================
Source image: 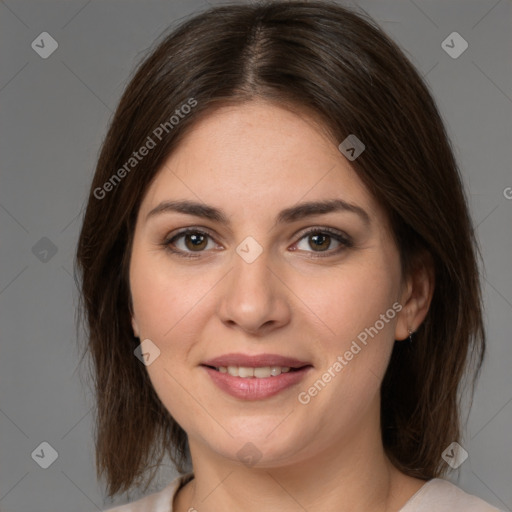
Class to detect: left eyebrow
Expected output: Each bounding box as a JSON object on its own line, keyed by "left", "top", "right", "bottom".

{"left": 146, "top": 198, "right": 371, "bottom": 227}
{"left": 275, "top": 198, "right": 370, "bottom": 227}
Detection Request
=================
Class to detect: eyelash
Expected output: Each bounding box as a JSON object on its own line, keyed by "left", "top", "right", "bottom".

{"left": 161, "top": 227, "right": 353, "bottom": 259}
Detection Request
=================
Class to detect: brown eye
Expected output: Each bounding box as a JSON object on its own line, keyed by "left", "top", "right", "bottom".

{"left": 183, "top": 232, "right": 208, "bottom": 251}
{"left": 308, "top": 233, "right": 332, "bottom": 251}
{"left": 163, "top": 229, "right": 217, "bottom": 257}
{"left": 293, "top": 228, "right": 353, "bottom": 258}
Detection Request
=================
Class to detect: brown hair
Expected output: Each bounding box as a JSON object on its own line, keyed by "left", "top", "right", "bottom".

{"left": 75, "top": 0, "right": 485, "bottom": 498}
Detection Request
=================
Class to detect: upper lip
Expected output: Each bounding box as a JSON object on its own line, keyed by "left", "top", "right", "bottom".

{"left": 202, "top": 353, "right": 311, "bottom": 369}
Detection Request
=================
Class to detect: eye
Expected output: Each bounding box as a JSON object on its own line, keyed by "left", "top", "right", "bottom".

{"left": 162, "top": 228, "right": 220, "bottom": 258}
{"left": 162, "top": 226, "right": 353, "bottom": 259}
{"left": 292, "top": 227, "right": 353, "bottom": 258}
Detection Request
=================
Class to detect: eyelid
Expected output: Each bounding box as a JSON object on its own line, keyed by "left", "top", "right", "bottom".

{"left": 293, "top": 226, "right": 352, "bottom": 244}
{"left": 166, "top": 226, "right": 219, "bottom": 242}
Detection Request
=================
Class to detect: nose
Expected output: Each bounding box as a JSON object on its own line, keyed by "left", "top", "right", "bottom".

{"left": 216, "top": 246, "right": 292, "bottom": 336}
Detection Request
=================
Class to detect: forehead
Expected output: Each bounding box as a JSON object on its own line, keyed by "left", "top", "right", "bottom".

{"left": 139, "top": 101, "right": 382, "bottom": 223}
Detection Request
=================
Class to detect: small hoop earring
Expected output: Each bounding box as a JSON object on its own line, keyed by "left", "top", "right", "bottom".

{"left": 408, "top": 328, "right": 414, "bottom": 343}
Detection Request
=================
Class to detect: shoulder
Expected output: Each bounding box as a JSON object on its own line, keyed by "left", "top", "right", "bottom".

{"left": 400, "top": 478, "right": 503, "bottom": 512}
{"left": 102, "top": 473, "right": 194, "bottom": 512}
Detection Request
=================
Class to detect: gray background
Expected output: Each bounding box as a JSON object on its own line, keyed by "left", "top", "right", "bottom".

{"left": 1, "top": 0, "right": 511, "bottom": 511}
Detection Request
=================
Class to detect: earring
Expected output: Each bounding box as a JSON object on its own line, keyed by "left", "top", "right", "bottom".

{"left": 408, "top": 328, "right": 414, "bottom": 343}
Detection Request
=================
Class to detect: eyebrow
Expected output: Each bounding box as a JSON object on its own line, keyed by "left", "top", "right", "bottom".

{"left": 146, "top": 198, "right": 370, "bottom": 227}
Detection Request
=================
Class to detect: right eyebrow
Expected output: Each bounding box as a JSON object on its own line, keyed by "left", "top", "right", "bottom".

{"left": 146, "top": 200, "right": 228, "bottom": 224}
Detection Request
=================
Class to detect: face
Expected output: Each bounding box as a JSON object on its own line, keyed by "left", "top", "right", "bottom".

{"left": 129, "top": 100, "right": 412, "bottom": 468}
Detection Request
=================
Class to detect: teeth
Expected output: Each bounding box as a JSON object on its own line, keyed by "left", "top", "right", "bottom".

{"left": 219, "top": 366, "right": 292, "bottom": 378}
{"left": 254, "top": 367, "right": 271, "bottom": 378}
{"left": 238, "top": 366, "right": 253, "bottom": 378}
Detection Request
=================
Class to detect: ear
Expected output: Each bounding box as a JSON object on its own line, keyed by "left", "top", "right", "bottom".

{"left": 395, "top": 251, "right": 435, "bottom": 341}
{"left": 131, "top": 316, "right": 140, "bottom": 338}
{"left": 129, "top": 296, "right": 140, "bottom": 338}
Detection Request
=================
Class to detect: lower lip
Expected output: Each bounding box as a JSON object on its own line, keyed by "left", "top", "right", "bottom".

{"left": 202, "top": 366, "right": 312, "bottom": 400}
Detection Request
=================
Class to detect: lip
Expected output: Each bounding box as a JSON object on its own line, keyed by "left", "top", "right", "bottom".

{"left": 201, "top": 353, "right": 313, "bottom": 401}
{"left": 202, "top": 352, "right": 311, "bottom": 369}
{"left": 203, "top": 366, "right": 312, "bottom": 400}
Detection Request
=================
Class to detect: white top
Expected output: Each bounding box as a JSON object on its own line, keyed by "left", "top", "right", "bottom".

{"left": 103, "top": 473, "right": 503, "bottom": 511}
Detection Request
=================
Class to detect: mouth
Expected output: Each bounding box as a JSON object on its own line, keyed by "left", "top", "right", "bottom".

{"left": 201, "top": 353, "right": 313, "bottom": 400}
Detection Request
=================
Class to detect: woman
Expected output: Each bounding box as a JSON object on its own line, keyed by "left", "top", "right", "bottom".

{"left": 75, "top": 2, "right": 500, "bottom": 510}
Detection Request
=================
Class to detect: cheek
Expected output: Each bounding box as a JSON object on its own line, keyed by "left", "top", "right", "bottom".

{"left": 296, "top": 251, "right": 401, "bottom": 419}
{"left": 130, "top": 246, "right": 205, "bottom": 340}
{"left": 303, "top": 259, "right": 400, "bottom": 347}
{"left": 129, "top": 248, "right": 206, "bottom": 426}
{"left": 297, "top": 273, "right": 399, "bottom": 439}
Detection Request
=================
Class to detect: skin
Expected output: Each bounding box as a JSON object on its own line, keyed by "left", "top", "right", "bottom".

{"left": 129, "top": 100, "right": 434, "bottom": 512}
